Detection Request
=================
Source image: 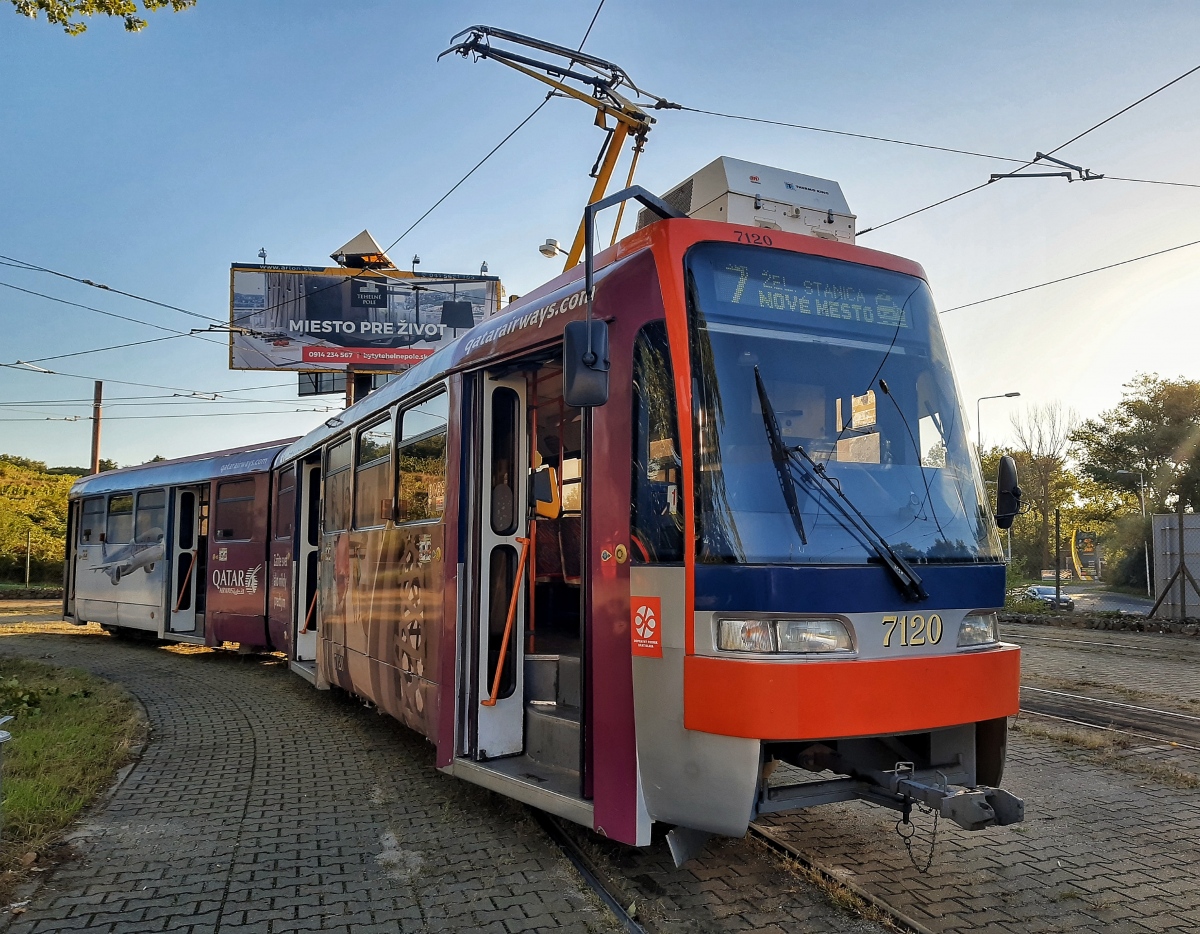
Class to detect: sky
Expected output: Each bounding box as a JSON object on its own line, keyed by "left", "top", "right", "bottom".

{"left": 2, "top": 0, "right": 1199, "bottom": 467}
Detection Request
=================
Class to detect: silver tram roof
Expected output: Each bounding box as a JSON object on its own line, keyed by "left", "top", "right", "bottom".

{"left": 69, "top": 438, "right": 297, "bottom": 498}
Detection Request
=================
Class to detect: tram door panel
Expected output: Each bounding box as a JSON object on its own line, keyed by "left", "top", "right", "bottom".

{"left": 294, "top": 461, "right": 321, "bottom": 662}
{"left": 169, "top": 487, "right": 202, "bottom": 633}
{"left": 474, "top": 376, "right": 529, "bottom": 759}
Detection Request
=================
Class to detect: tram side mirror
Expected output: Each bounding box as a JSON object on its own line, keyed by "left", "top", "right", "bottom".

{"left": 531, "top": 465, "right": 561, "bottom": 520}
{"left": 994, "top": 455, "right": 1021, "bottom": 530}
{"left": 563, "top": 320, "right": 610, "bottom": 407}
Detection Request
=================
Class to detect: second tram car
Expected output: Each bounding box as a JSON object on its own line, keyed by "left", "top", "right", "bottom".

{"left": 65, "top": 158, "right": 1024, "bottom": 860}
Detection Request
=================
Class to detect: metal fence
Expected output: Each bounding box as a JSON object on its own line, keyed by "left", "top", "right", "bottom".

{"left": 1151, "top": 513, "right": 1200, "bottom": 619}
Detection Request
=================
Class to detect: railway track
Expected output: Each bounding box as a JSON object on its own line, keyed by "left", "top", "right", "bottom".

{"left": 1020, "top": 685, "right": 1200, "bottom": 749}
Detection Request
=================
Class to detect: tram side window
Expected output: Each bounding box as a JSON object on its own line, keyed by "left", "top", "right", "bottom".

{"left": 631, "top": 322, "right": 684, "bottom": 563}
{"left": 215, "top": 479, "right": 257, "bottom": 541}
{"left": 275, "top": 466, "right": 295, "bottom": 540}
{"left": 354, "top": 417, "right": 392, "bottom": 529}
{"left": 398, "top": 391, "right": 448, "bottom": 523}
{"left": 324, "top": 438, "right": 352, "bottom": 532}
{"left": 80, "top": 497, "right": 105, "bottom": 543}
{"left": 135, "top": 490, "right": 166, "bottom": 543}
{"left": 106, "top": 494, "right": 134, "bottom": 544}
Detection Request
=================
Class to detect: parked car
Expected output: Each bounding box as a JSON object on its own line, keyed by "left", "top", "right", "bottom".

{"left": 1024, "top": 585, "right": 1074, "bottom": 611}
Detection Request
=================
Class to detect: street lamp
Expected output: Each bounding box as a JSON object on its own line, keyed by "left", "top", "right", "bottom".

{"left": 976, "top": 392, "right": 1021, "bottom": 453}
{"left": 539, "top": 238, "right": 568, "bottom": 258}
{"left": 1115, "top": 469, "right": 1152, "bottom": 598}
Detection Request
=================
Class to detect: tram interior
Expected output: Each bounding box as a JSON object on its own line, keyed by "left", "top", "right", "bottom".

{"left": 523, "top": 363, "right": 585, "bottom": 781}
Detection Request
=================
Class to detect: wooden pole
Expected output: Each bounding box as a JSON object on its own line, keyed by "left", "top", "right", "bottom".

{"left": 90, "top": 380, "right": 103, "bottom": 474}
{"left": 24, "top": 527, "right": 31, "bottom": 586}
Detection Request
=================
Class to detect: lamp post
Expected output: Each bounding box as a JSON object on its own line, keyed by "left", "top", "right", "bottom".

{"left": 1115, "top": 469, "right": 1152, "bottom": 598}
{"left": 976, "top": 392, "right": 1021, "bottom": 454}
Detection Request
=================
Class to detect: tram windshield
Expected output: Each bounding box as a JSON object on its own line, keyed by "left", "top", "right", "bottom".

{"left": 687, "top": 242, "right": 1002, "bottom": 566}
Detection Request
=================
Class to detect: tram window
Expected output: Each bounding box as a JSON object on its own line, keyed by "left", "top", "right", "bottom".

{"left": 398, "top": 391, "right": 448, "bottom": 523}
{"left": 106, "top": 494, "right": 133, "bottom": 544}
{"left": 490, "top": 388, "right": 519, "bottom": 534}
{"left": 135, "top": 490, "right": 166, "bottom": 543}
{"left": 631, "top": 322, "right": 684, "bottom": 563}
{"left": 275, "top": 466, "right": 295, "bottom": 540}
{"left": 324, "top": 438, "right": 352, "bottom": 533}
{"left": 561, "top": 457, "right": 582, "bottom": 514}
{"left": 80, "top": 497, "right": 104, "bottom": 543}
{"left": 354, "top": 417, "right": 392, "bottom": 529}
{"left": 215, "top": 479, "right": 257, "bottom": 541}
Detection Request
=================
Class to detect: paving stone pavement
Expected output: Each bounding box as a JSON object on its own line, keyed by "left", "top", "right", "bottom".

{"left": 0, "top": 624, "right": 621, "bottom": 934}
{"left": 761, "top": 627, "right": 1200, "bottom": 933}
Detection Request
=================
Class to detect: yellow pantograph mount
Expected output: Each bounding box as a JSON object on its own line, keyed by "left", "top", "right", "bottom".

{"left": 441, "top": 25, "right": 678, "bottom": 271}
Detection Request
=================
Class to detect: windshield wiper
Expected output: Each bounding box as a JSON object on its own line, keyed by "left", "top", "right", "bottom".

{"left": 754, "top": 367, "right": 808, "bottom": 546}
{"left": 753, "top": 368, "right": 928, "bottom": 601}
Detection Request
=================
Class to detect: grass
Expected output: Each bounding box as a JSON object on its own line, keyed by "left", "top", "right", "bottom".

{"left": 0, "top": 656, "right": 144, "bottom": 900}
{"left": 1013, "top": 717, "right": 1200, "bottom": 790}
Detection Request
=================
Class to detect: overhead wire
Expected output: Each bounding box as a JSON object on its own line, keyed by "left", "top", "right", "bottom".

{"left": 858, "top": 61, "right": 1200, "bottom": 235}
{"left": 939, "top": 236, "right": 1200, "bottom": 314}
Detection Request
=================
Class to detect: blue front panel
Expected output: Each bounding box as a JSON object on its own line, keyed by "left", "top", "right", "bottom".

{"left": 695, "top": 564, "right": 1006, "bottom": 614}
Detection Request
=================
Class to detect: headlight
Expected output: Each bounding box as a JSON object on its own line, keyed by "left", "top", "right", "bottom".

{"left": 958, "top": 611, "right": 999, "bottom": 647}
{"left": 718, "top": 619, "right": 775, "bottom": 653}
{"left": 776, "top": 618, "right": 854, "bottom": 653}
{"left": 717, "top": 617, "right": 854, "bottom": 654}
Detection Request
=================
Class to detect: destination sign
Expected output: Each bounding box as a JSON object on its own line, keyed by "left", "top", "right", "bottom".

{"left": 711, "top": 261, "right": 912, "bottom": 332}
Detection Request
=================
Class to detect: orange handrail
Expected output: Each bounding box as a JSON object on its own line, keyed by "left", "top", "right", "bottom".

{"left": 172, "top": 550, "right": 198, "bottom": 613}
{"left": 300, "top": 588, "right": 318, "bottom": 634}
{"left": 482, "top": 536, "right": 531, "bottom": 707}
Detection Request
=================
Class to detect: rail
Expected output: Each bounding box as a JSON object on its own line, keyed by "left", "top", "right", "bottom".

{"left": 172, "top": 550, "right": 198, "bottom": 614}
{"left": 482, "top": 536, "right": 530, "bottom": 707}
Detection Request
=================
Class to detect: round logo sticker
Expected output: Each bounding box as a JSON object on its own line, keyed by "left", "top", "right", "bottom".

{"left": 634, "top": 604, "right": 657, "bottom": 640}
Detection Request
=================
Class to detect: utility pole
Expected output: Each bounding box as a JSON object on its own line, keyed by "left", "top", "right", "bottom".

{"left": 90, "top": 380, "right": 103, "bottom": 474}
{"left": 24, "top": 526, "right": 31, "bottom": 586}
{"left": 1055, "top": 508, "right": 1062, "bottom": 610}
{"left": 1180, "top": 502, "right": 1188, "bottom": 620}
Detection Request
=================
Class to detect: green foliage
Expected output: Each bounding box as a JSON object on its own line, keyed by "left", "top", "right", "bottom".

{"left": 0, "top": 455, "right": 76, "bottom": 583}
{"left": 9, "top": 0, "right": 194, "bottom": 34}
{"left": 0, "top": 676, "right": 48, "bottom": 717}
{"left": 1072, "top": 373, "right": 1200, "bottom": 514}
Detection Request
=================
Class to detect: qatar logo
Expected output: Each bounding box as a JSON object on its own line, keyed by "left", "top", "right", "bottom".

{"left": 630, "top": 596, "right": 663, "bottom": 658}
{"left": 212, "top": 564, "right": 262, "bottom": 596}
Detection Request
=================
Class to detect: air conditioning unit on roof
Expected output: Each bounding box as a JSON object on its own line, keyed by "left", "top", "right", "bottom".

{"left": 637, "top": 156, "right": 856, "bottom": 244}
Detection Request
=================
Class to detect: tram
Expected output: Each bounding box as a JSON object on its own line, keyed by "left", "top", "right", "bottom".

{"left": 64, "top": 156, "right": 1024, "bottom": 863}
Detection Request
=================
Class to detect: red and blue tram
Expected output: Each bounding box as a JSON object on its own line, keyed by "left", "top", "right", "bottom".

{"left": 65, "top": 159, "right": 1023, "bottom": 860}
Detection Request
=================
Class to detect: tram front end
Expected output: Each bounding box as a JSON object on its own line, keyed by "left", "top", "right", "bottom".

{"left": 627, "top": 176, "right": 1024, "bottom": 856}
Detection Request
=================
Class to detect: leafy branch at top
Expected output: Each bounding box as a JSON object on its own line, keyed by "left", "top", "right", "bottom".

{"left": 10, "top": 0, "right": 195, "bottom": 35}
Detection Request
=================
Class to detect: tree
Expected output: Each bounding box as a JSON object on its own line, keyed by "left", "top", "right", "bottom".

{"left": 1072, "top": 374, "right": 1200, "bottom": 514}
{"left": 1010, "top": 402, "right": 1079, "bottom": 572}
{"left": 9, "top": 0, "right": 194, "bottom": 34}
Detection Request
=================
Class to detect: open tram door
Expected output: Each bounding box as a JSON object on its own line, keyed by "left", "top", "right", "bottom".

{"left": 168, "top": 485, "right": 207, "bottom": 635}
{"left": 294, "top": 454, "right": 321, "bottom": 670}
{"left": 460, "top": 359, "right": 588, "bottom": 807}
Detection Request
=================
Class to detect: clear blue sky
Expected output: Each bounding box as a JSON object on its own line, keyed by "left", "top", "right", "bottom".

{"left": 2, "top": 1, "right": 1199, "bottom": 466}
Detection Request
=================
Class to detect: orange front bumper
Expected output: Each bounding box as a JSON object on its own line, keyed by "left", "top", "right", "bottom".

{"left": 684, "top": 644, "right": 1021, "bottom": 740}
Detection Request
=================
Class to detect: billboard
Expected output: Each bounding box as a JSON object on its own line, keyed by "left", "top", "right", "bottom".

{"left": 229, "top": 264, "right": 501, "bottom": 372}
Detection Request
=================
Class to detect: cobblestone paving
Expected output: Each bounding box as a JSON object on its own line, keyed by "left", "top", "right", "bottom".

{"left": 0, "top": 617, "right": 889, "bottom": 934}
{"left": 0, "top": 623, "right": 620, "bottom": 934}
{"left": 762, "top": 625, "right": 1200, "bottom": 933}
{"left": 1011, "top": 621, "right": 1200, "bottom": 707}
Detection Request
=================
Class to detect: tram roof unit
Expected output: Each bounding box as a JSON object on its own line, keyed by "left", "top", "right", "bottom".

{"left": 70, "top": 438, "right": 297, "bottom": 497}
{"left": 278, "top": 159, "right": 926, "bottom": 466}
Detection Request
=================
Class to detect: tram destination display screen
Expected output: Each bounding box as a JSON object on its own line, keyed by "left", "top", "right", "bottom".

{"left": 706, "top": 255, "right": 914, "bottom": 338}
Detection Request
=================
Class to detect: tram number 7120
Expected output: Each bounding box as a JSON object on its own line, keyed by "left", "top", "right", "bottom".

{"left": 882, "top": 614, "right": 943, "bottom": 648}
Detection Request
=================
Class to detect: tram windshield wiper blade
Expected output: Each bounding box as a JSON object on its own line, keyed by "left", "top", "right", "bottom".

{"left": 753, "top": 366, "right": 807, "bottom": 546}
{"left": 753, "top": 368, "right": 928, "bottom": 602}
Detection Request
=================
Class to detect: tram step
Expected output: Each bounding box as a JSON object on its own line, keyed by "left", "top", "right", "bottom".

{"left": 524, "top": 653, "right": 581, "bottom": 708}
{"left": 524, "top": 703, "right": 581, "bottom": 773}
